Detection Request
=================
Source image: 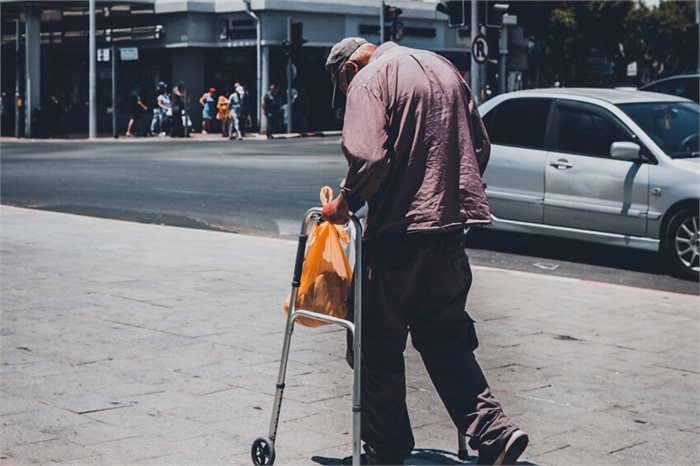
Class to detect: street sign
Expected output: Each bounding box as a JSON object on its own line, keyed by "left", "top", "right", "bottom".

{"left": 471, "top": 34, "right": 489, "bottom": 65}
{"left": 97, "top": 48, "right": 110, "bottom": 62}
{"left": 120, "top": 47, "right": 139, "bottom": 61}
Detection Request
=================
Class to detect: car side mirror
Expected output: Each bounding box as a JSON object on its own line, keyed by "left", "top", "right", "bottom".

{"left": 610, "top": 141, "right": 641, "bottom": 161}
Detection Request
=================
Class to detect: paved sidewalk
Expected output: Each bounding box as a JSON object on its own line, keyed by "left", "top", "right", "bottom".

{"left": 1, "top": 206, "right": 698, "bottom": 465}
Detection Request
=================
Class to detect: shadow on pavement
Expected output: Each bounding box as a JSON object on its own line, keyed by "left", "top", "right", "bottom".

{"left": 467, "top": 227, "right": 670, "bottom": 276}
{"left": 312, "top": 448, "right": 539, "bottom": 465}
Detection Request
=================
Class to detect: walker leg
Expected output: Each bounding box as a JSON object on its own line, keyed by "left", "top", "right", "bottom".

{"left": 458, "top": 431, "right": 470, "bottom": 461}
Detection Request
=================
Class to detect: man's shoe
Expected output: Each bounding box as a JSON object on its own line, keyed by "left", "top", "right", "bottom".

{"left": 478, "top": 429, "right": 529, "bottom": 465}
{"left": 341, "top": 453, "right": 369, "bottom": 465}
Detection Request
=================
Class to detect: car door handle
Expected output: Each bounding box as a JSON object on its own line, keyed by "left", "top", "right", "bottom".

{"left": 549, "top": 159, "right": 574, "bottom": 170}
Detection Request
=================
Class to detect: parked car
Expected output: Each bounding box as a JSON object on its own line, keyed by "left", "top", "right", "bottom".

{"left": 478, "top": 88, "right": 699, "bottom": 280}
{"left": 639, "top": 73, "right": 699, "bottom": 103}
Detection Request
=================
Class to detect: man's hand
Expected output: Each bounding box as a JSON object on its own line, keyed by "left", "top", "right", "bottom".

{"left": 322, "top": 193, "right": 351, "bottom": 225}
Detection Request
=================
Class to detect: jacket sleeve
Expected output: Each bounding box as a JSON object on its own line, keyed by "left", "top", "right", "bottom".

{"left": 340, "top": 85, "right": 392, "bottom": 212}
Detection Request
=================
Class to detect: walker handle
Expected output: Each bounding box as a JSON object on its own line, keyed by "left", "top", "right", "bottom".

{"left": 291, "top": 234, "right": 307, "bottom": 287}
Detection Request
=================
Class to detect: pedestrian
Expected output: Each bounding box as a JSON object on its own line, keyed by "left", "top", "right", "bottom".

{"left": 170, "top": 81, "right": 186, "bottom": 138}
{"left": 216, "top": 92, "right": 231, "bottom": 137}
{"left": 149, "top": 81, "right": 168, "bottom": 136}
{"left": 126, "top": 85, "right": 148, "bottom": 137}
{"left": 322, "top": 37, "right": 528, "bottom": 466}
{"left": 155, "top": 87, "right": 172, "bottom": 136}
{"left": 235, "top": 83, "right": 249, "bottom": 136}
{"left": 262, "top": 84, "right": 282, "bottom": 139}
{"left": 228, "top": 82, "right": 244, "bottom": 140}
{"left": 199, "top": 87, "right": 216, "bottom": 134}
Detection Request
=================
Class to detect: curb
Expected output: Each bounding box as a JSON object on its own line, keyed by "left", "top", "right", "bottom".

{"left": 0, "top": 131, "right": 342, "bottom": 144}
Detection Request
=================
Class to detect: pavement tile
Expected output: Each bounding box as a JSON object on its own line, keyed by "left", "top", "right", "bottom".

{"left": 1, "top": 438, "right": 100, "bottom": 464}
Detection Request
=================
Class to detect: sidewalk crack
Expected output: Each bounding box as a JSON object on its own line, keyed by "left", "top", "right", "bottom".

{"left": 609, "top": 440, "right": 648, "bottom": 454}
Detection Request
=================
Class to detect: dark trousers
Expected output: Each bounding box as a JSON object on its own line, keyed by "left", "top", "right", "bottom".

{"left": 347, "top": 231, "right": 517, "bottom": 464}
{"left": 265, "top": 113, "right": 276, "bottom": 137}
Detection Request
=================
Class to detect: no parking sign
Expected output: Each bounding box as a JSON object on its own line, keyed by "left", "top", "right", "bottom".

{"left": 471, "top": 34, "right": 489, "bottom": 65}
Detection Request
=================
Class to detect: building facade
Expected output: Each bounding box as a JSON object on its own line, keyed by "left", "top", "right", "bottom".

{"left": 1, "top": 0, "right": 521, "bottom": 137}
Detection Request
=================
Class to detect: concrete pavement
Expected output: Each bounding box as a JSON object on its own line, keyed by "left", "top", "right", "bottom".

{"left": 1, "top": 206, "right": 698, "bottom": 465}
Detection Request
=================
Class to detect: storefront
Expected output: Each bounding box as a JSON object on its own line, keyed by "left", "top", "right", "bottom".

{"left": 1, "top": 0, "right": 477, "bottom": 137}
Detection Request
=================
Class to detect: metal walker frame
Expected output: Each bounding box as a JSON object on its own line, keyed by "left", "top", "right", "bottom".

{"left": 251, "top": 208, "right": 472, "bottom": 465}
{"left": 251, "top": 208, "right": 364, "bottom": 465}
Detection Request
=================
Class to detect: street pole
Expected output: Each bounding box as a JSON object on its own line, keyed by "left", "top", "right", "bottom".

{"left": 244, "top": 0, "right": 261, "bottom": 131}
{"left": 499, "top": 24, "right": 508, "bottom": 95}
{"left": 15, "top": 18, "right": 20, "bottom": 138}
{"left": 470, "top": 0, "right": 479, "bottom": 104}
{"left": 380, "top": 0, "right": 385, "bottom": 44}
{"left": 112, "top": 44, "right": 118, "bottom": 139}
{"left": 286, "top": 17, "right": 293, "bottom": 134}
{"left": 88, "top": 0, "right": 96, "bottom": 139}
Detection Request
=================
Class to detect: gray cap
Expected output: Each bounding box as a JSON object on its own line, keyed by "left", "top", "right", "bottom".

{"left": 325, "top": 37, "right": 368, "bottom": 108}
{"left": 325, "top": 37, "right": 368, "bottom": 76}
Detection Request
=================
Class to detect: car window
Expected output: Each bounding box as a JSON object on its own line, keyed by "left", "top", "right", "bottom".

{"left": 619, "top": 102, "right": 699, "bottom": 158}
{"left": 555, "top": 106, "right": 631, "bottom": 157}
{"left": 485, "top": 98, "right": 551, "bottom": 149}
{"left": 642, "top": 77, "right": 700, "bottom": 103}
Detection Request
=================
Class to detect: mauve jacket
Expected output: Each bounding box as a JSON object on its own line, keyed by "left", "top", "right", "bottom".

{"left": 340, "top": 42, "right": 492, "bottom": 240}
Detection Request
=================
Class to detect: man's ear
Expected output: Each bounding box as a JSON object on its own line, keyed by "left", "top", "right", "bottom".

{"left": 343, "top": 61, "right": 360, "bottom": 74}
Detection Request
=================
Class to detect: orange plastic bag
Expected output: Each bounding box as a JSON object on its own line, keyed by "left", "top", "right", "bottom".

{"left": 283, "top": 187, "right": 353, "bottom": 327}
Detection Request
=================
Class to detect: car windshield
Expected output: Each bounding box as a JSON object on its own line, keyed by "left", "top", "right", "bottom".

{"left": 618, "top": 102, "right": 699, "bottom": 158}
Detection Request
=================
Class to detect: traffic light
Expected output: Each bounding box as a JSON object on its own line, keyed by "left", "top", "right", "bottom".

{"left": 436, "top": 1, "right": 466, "bottom": 29}
{"left": 437, "top": 1, "right": 511, "bottom": 29}
{"left": 384, "top": 5, "right": 402, "bottom": 22}
{"left": 486, "top": 3, "right": 510, "bottom": 28}
{"left": 284, "top": 22, "right": 307, "bottom": 64}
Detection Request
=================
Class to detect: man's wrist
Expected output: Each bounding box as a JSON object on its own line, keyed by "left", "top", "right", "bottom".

{"left": 340, "top": 187, "right": 363, "bottom": 213}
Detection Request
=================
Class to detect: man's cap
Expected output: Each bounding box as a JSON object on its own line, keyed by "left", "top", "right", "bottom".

{"left": 158, "top": 81, "right": 167, "bottom": 88}
{"left": 325, "top": 37, "right": 368, "bottom": 109}
{"left": 325, "top": 37, "right": 368, "bottom": 76}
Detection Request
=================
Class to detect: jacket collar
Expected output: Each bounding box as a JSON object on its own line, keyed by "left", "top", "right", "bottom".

{"left": 369, "top": 41, "right": 398, "bottom": 64}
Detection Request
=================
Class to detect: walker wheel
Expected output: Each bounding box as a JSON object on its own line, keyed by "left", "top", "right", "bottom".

{"left": 251, "top": 436, "right": 275, "bottom": 465}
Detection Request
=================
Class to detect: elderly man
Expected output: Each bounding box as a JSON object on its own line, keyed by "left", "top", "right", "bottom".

{"left": 322, "top": 37, "right": 528, "bottom": 466}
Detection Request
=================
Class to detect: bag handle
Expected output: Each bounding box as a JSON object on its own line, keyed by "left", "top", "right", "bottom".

{"left": 320, "top": 186, "right": 333, "bottom": 206}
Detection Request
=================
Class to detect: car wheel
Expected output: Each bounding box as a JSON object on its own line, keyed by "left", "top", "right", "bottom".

{"left": 663, "top": 207, "right": 700, "bottom": 280}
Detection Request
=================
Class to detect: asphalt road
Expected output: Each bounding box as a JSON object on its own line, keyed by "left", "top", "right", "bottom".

{"left": 1, "top": 137, "right": 697, "bottom": 295}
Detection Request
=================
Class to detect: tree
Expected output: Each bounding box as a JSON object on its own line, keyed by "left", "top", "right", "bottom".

{"left": 509, "top": 0, "right": 698, "bottom": 88}
{"left": 625, "top": 1, "right": 698, "bottom": 82}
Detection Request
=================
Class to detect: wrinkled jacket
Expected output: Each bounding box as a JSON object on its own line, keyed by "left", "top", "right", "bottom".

{"left": 340, "top": 42, "right": 491, "bottom": 239}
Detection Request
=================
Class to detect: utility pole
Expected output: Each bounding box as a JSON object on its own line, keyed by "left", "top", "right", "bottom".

{"left": 112, "top": 43, "right": 118, "bottom": 138}
{"left": 88, "top": 0, "right": 96, "bottom": 139}
{"left": 499, "top": 13, "right": 517, "bottom": 95}
{"left": 244, "top": 0, "right": 261, "bottom": 131}
{"left": 15, "top": 19, "right": 20, "bottom": 138}
{"left": 380, "top": 0, "right": 385, "bottom": 44}
{"left": 470, "top": 0, "right": 479, "bottom": 104}
{"left": 286, "top": 17, "right": 293, "bottom": 134}
{"left": 499, "top": 23, "right": 507, "bottom": 95}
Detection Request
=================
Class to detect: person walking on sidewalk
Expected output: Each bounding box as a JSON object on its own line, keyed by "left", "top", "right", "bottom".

{"left": 228, "top": 82, "right": 244, "bottom": 140}
{"left": 322, "top": 37, "right": 529, "bottom": 466}
{"left": 170, "top": 82, "right": 187, "bottom": 138}
{"left": 149, "top": 81, "right": 168, "bottom": 136}
{"left": 199, "top": 87, "right": 216, "bottom": 134}
{"left": 262, "top": 84, "right": 282, "bottom": 139}
{"left": 126, "top": 85, "right": 148, "bottom": 137}
{"left": 216, "top": 92, "right": 231, "bottom": 138}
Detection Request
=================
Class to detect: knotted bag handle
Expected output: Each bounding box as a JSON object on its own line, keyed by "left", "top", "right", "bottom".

{"left": 320, "top": 185, "right": 333, "bottom": 206}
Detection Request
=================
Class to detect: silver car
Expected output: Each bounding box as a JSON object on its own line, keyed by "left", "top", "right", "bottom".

{"left": 478, "top": 88, "right": 699, "bottom": 280}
